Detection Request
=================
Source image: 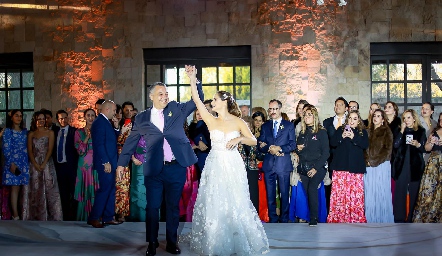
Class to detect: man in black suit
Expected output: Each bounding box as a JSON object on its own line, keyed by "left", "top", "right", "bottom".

{"left": 322, "top": 97, "right": 348, "bottom": 212}
{"left": 53, "top": 110, "right": 79, "bottom": 221}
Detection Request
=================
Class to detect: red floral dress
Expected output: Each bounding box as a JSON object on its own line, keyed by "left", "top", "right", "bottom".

{"left": 327, "top": 170, "right": 367, "bottom": 223}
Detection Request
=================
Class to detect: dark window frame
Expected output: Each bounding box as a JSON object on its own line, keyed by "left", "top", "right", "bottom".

{"left": 143, "top": 46, "right": 252, "bottom": 109}
{"left": 370, "top": 42, "right": 442, "bottom": 111}
{"left": 0, "top": 52, "right": 34, "bottom": 126}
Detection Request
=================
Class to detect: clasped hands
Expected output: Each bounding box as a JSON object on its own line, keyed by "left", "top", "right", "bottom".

{"left": 185, "top": 65, "right": 197, "bottom": 82}
{"left": 342, "top": 128, "right": 354, "bottom": 139}
{"left": 269, "top": 145, "right": 283, "bottom": 156}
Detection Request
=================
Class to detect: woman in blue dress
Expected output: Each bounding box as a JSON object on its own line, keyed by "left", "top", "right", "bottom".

{"left": 2, "top": 110, "right": 29, "bottom": 220}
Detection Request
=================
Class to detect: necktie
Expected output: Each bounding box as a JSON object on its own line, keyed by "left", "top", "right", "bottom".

{"left": 273, "top": 121, "right": 278, "bottom": 138}
{"left": 158, "top": 110, "right": 173, "bottom": 162}
{"left": 57, "top": 129, "right": 65, "bottom": 162}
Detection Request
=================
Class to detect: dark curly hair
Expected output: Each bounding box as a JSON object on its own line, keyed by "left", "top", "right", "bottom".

{"left": 217, "top": 91, "right": 241, "bottom": 117}
{"left": 30, "top": 111, "right": 45, "bottom": 131}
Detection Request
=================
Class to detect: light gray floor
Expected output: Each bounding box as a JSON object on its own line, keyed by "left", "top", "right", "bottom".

{"left": 0, "top": 221, "right": 441, "bottom": 255}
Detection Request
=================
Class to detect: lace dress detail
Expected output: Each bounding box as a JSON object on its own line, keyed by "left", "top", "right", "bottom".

{"left": 188, "top": 130, "right": 269, "bottom": 255}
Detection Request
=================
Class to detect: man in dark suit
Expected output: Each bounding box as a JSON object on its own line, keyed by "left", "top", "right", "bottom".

{"left": 53, "top": 110, "right": 78, "bottom": 221}
{"left": 322, "top": 96, "right": 348, "bottom": 212}
{"left": 258, "top": 99, "right": 296, "bottom": 223}
{"left": 88, "top": 100, "right": 121, "bottom": 228}
{"left": 117, "top": 81, "right": 203, "bottom": 256}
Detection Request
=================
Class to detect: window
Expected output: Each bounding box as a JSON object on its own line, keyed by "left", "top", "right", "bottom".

{"left": 0, "top": 52, "right": 34, "bottom": 129}
{"left": 144, "top": 46, "right": 251, "bottom": 109}
{"left": 371, "top": 43, "right": 442, "bottom": 115}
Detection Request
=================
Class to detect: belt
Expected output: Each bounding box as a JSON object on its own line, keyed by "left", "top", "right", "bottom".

{"left": 164, "top": 159, "right": 177, "bottom": 166}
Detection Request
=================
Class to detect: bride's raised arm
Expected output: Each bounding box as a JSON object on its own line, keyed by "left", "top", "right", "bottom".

{"left": 186, "top": 65, "right": 215, "bottom": 127}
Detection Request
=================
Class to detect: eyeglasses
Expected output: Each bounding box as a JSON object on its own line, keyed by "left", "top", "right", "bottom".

{"left": 268, "top": 108, "right": 279, "bottom": 111}
{"left": 303, "top": 112, "right": 314, "bottom": 117}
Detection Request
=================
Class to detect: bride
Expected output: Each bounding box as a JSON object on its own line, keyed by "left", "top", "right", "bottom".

{"left": 185, "top": 65, "right": 269, "bottom": 255}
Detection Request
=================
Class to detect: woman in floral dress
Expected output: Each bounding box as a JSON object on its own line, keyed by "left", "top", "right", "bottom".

{"left": 22, "top": 111, "right": 62, "bottom": 220}
{"left": 73, "top": 109, "right": 99, "bottom": 221}
{"left": 115, "top": 103, "right": 133, "bottom": 222}
{"left": 413, "top": 113, "right": 442, "bottom": 222}
{"left": 2, "top": 110, "right": 30, "bottom": 220}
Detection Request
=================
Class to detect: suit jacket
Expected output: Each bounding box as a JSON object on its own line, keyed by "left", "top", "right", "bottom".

{"left": 189, "top": 120, "right": 211, "bottom": 152}
{"left": 257, "top": 119, "right": 296, "bottom": 173}
{"left": 117, "top": 81, "right": 204, "bottom": 176}
{"left": 330, "top": 127, "right": 369, "bottom": 174}
{"left": 91, "top": 114, "right": 119, "bottom": 171}
{"left": 53, "top": 125, "right": 78, "bottom": 167}
{"left": 323, "top": 116, "right": 339, "bottom": 164}
{"left": 392, "top": 126, "right": 426, "bottom": 181}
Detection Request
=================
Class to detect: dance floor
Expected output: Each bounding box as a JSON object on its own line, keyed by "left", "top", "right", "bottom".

{"left": 0, "top": 221, "right": 441, "bottom": 255}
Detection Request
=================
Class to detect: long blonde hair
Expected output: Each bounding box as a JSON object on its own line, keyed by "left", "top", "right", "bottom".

{"left": 300, "top": 105, "right": 323, "bottom": 134}
{"left": 401, "top": 109, "right": 422, "bottom": 131}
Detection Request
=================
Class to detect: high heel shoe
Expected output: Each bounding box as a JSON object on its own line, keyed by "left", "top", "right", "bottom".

{"left": 12, "top": 216, "right": 20, "bottom": 220}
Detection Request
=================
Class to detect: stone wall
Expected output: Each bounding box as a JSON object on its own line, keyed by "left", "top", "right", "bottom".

{"left": 0, "top": 0, "right": 441, "bottom": 125}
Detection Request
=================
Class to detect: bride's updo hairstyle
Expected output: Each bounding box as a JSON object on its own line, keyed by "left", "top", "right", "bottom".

{"left": 217, "top": 91, "right": 241, "bottom": 118}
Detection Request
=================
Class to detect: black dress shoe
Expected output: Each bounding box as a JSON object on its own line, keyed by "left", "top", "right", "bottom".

{"left": 309, "top": 218, "right": 318, "bottom": 227}
{"left": 146, "top": 244, "right": 156, "bottom": 256}
{"left": 103, "top": 220, "right": 123, "bottom": 225}
{"left": 166, "top": 244, "right": 181, "bottom": 254}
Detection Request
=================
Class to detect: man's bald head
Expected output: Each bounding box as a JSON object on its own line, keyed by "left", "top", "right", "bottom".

{"left": 101, "top": 100, "right": 117, "bottom": 120}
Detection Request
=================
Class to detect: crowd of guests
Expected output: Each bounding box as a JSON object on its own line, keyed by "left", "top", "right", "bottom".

{"left": 238, "top": 99, "right": 441, "bottom": 225}
{"left": 0, "top": 99, "right": 169, "bottom": 223}
{"left": 1, "top": 96, "right": 441, "bottom": 226}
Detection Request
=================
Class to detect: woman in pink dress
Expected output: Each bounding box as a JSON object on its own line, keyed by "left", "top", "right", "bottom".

{"left": 22, "top": 111, "right": 62, "bottom": 221}
{"left": 327, "top": 110, "right": 368, "bottom": 223}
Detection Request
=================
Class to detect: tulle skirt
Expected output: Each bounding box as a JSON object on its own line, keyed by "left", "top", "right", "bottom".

{"left": 364, "top": 161, "right": 394, "bottom": 223}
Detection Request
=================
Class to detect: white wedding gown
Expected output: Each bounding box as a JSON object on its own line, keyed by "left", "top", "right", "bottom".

{"left": 188, "top": 130, "right": 269, "bottom": 255}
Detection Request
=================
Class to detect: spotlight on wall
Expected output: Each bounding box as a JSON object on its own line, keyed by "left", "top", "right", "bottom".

{"left": 316, "top": 0, "right": 347, "bottom": 6}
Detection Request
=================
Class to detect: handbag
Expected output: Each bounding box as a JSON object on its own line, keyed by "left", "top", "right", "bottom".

{"left": 297, "top": 163, "right": 314, "bottom": 176}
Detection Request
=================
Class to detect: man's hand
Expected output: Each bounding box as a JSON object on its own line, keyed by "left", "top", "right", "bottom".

{"left": 198, "top": 141, "right": 208, "bottom": 151}
{"left": 116, "top": 166, "right": 125, "bottom": 180}
{"left": 104, "top": 163, "right": 112, "bottom": 173}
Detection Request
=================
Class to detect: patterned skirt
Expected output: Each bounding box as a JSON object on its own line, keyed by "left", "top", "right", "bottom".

{"left": 413, "top": 151, "right": 442, "bottom": 223}
{"left": 327, "top": 170, "right": 367, "bottom": 223}
{"left": 115, "top": 166, "right": 130, "bottom": 217}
